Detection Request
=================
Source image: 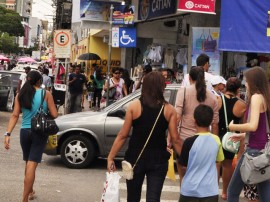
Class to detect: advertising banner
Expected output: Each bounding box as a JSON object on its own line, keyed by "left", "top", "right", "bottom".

{"left": 80, "top": 0, "right": 110, "bottom": 21}
{"left": 192, "top": 27, "right": 220, "bottom": 75}
{"left": 54, "top": 30, "right": 71, "bottom": 58}
{"left": 80, "top": 0, "right": 134, "bottom": 24}
{"left": 138, "top": 0, "right": 177, "bottom": 21}
{"left": 219, "top": 0, "right": 270, "bottom": 53}
{"left": 178, "top": 0, "right": 216, "bottom": 14}
{"left": 112, "top": 5, "right": 134, "bottom": 25}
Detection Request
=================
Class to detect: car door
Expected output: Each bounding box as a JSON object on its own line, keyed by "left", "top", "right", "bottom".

{"left": 103, "top": 88, "right": 175, "bottom": 157}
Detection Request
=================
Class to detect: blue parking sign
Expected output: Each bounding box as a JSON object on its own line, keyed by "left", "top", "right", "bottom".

{"left": 119, "top": 28, "right": 136, "bottom": 48}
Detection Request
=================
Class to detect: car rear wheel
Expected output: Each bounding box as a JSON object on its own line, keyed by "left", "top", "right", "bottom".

{"left": 60, "top": 135, "right": 95, "bottom": 169}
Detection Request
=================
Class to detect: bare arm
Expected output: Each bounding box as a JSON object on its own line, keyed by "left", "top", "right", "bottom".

{"left": 45, "top": 91, "right": 58, "bottom": 118}
{"left": 166, "top": 104, "right": 182, "bottom": 155}
{"left": 107, "top": 101, "right": 135, "bottom": 171}
{"left": 4, "top": 95, "right": 21, "bottom": 149}
{"left": 229, "top": 94, "right": 262, "bottom": 132}
{"left": 211, "top": 123, "right": 219, "bottom": 136}
{"left": 17, "top": 80, "right": 22, "bottom": 93}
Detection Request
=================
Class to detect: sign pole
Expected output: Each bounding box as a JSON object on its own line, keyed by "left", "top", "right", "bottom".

{"left": 106, "top": 4, "right": 114, "bottom": 107}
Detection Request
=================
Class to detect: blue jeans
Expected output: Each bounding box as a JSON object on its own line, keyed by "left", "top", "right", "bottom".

{"left": 227, "top": 148, "right": 270, "bottom": 202}
{"left": 126, "top": 158, "right": 168, "bottom": 202}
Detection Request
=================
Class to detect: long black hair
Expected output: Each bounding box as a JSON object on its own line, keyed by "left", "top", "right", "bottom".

{"left": 189, "top": 66, "right": 206, "bottom": 102}
{"left": 18, "top": 70, "right": 42, "bottom": 110}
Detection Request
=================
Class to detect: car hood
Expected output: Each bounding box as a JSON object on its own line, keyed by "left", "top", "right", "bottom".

{"left": 55, "top": 111, "right": 106, "bottom": 127}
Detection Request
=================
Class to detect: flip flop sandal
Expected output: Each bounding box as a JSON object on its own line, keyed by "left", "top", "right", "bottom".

{"left": 29, "top": 190, "right": 36, "bottom": 200}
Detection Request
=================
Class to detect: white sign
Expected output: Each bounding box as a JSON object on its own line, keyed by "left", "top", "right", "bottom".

{"left": 54, "top": 83, "right": 66, "bottom": 91}
{"left": 112, "top": 27, "right": 119, "bottom": 48}
{"left": 54, "top": 30, "right": 71, "bottom": 58}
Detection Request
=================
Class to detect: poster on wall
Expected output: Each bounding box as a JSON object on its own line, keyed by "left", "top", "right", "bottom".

{"left": 192, "top": 27, "right": 220, "bottom": 75}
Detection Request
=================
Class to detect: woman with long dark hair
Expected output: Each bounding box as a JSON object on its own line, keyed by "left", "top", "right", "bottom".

{"left": 4, "top": 71, "right": 58, "bottom": 202}
{"left": 107, "top": 71, "right": 182, "bottom": 201}
{"left": 170, "top": 66, "right": 219, "bottom": 184}
{"left": 228, "top": 67, "right": 270, "bottom": 201}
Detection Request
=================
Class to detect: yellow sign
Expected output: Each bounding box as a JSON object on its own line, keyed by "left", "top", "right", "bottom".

{"left": 267, "top": 11, "right": 270, "bottom": 37}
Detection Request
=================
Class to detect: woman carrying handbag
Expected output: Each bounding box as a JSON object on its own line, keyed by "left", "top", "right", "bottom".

{"left": 107, "top": 71, "right": 182, "bottom": 202}
{"left": 4, "top": 71, "right": 58, "bottom": 202}
{"left": 228, "top": 67, "right": 270, "bottom": 201}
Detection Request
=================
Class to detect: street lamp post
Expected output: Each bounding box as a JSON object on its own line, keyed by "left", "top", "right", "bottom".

{"left": 106, "top": 4, "right": 114, "bottom": 106}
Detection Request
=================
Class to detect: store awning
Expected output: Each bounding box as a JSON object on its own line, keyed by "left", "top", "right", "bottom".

{"left": 219, "top": 0, "right": 270, "bottom": 53}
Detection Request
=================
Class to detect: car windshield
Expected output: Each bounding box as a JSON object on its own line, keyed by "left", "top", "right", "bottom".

{"left": 101, "top": 90, "right": 139, "bottom": 112}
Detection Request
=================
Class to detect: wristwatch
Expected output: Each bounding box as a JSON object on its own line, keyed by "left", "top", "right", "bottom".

{"left": 4, "top": 132, "right": 11, "bottom": 137}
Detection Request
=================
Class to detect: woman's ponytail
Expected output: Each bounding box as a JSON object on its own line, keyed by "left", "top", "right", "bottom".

{"left": 190, "top": 67, "right": 206, "bottom": 102}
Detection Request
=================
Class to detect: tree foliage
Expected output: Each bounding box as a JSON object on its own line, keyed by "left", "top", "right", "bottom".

{"left": 0, "top": 7, "right": 24, "bottom": 37}
{"left": 0, "top": 33, "right": 20, "bottom": 54}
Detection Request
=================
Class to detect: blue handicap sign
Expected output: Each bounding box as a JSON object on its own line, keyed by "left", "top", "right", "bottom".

{"left": 119, "top": 27, "right": 136, "bottom": 48}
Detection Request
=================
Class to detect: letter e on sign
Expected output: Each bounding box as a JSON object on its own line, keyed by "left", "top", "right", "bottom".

{"left": 55, "top": 31, "right": 69, "bottom": 46}
{"left": 54, "top": 30, "right": 71, "bottom": 58}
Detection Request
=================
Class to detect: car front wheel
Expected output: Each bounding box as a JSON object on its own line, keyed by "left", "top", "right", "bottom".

{"left": 60, "top": 135, "right": 95, "bottom": 169}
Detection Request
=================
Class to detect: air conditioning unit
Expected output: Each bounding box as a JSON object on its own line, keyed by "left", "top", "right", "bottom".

{"left": 103, "top": 35, "right": 109, "bottom": 43}
{"left": 159, "top": 20, "right": 178, "bottom": 32}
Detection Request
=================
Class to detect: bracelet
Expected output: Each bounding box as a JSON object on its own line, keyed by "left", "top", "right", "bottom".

{"left": 4, "top": 132, "right": 11, "bottom": 137}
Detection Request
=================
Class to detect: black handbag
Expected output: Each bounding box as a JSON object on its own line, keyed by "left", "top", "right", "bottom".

{"left": 31, "top": 89, "right": 59, "bottom": 137}
{"left": 103, "top": 79, "right": 116, "bottom": 99}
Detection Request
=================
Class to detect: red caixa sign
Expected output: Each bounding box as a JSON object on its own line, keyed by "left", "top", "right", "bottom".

{"left": 178, "top": 0, "right": 216, "bottom": 14}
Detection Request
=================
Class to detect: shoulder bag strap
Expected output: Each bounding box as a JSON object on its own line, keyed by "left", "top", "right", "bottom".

{"left": 133, "top": 104, "right": 164, "bottom": 169}
{"left": 221, "top": 94, "right": 229, "bottom": 132}
{"left": 38, "top": 88, "right": 46, "bottom": 112}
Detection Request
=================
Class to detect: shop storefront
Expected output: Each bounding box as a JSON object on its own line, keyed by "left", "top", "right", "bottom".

{"left": 129, "top": 0, "right": 221, "bottom": 82}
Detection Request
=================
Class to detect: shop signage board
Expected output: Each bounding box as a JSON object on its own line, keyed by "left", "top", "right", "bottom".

{"left": 138, "top": 0, "right": 177, "bottom": 21}
{"left": 54, "top": 30, "right": 71, "bottom": 58}
{"left": 192, "top": 27, "right": 220, "bottom": 75}
{"left": 178, "top": 0, "right": 216, "bottom": 14}
{"left": 112, "top": 27, "right": 136, "bottom": 48}
{"left": 112, "top": 5, "right": 135, "bottom": 25}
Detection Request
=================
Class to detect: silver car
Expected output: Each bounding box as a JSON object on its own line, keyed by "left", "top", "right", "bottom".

{"left": 44, "top": 84, "right": 181, "bottom": 168}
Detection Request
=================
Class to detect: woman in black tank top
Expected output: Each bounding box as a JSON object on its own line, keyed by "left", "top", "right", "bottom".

{"left": 107, "top": 71, "right": 182, "bottom": 202}
{"left": 218, "top": 77, "right": 246, "bottom": 200}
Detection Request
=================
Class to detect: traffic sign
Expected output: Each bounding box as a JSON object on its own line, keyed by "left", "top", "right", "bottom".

{"left": 119, "top": 27, "right": 136, "bottom": 48}
{"left": 54, "top": 30, "right": 71, "bottom": 58}
{"left": 112, "top": 27, "right": 136, "bottom": 48}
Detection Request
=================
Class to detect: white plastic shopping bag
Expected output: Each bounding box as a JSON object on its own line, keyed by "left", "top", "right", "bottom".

{"left": 101, "top": 172, "right": 121, "bottom": 202}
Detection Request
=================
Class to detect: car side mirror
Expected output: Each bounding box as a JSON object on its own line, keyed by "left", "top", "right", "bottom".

{"left": 108, "top": 109, "right": 126, "bottom": 118}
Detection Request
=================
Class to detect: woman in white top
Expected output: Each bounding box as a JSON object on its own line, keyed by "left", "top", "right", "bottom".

{"left": 104, "top": 67, "right": 128, "bottom": 104}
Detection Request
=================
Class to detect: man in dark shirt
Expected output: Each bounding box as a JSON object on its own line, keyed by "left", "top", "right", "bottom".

{"left": 68, "top": 65, "right": 86, "bottom": 113}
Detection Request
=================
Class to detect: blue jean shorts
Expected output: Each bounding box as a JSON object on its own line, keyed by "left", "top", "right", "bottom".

{"left": 20, "top": 128, "right": 48, "bottom": 163}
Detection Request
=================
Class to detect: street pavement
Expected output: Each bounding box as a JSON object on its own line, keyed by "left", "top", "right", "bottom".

{"left": 0, "top": 110, "right": 247, "bottom": 202}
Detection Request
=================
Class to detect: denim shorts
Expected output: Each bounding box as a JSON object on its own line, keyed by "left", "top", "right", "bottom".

{"left": 20, "top": 128, "right": 48, "bottom": 163}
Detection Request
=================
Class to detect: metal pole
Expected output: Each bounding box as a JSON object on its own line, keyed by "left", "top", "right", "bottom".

{"left": 106, "top": 4, "right": 114, "bottom": 107}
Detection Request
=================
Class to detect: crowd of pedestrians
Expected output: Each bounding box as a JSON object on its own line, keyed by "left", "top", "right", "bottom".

{"left": 3, "top": 52, "right": 270, "bottom": 201}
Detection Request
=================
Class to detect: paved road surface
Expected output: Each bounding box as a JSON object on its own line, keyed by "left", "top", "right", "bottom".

{"left": 0, "top": 111, "right": 247, "bottom": 202}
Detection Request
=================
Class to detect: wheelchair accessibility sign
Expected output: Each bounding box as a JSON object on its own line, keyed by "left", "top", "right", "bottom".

{"left": 112, "top": 27, "right": 136, "bottom": 48}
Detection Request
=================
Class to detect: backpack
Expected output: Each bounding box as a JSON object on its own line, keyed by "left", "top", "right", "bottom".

{"left": 86, "top": 80, "right": 96, "bottom": 92}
